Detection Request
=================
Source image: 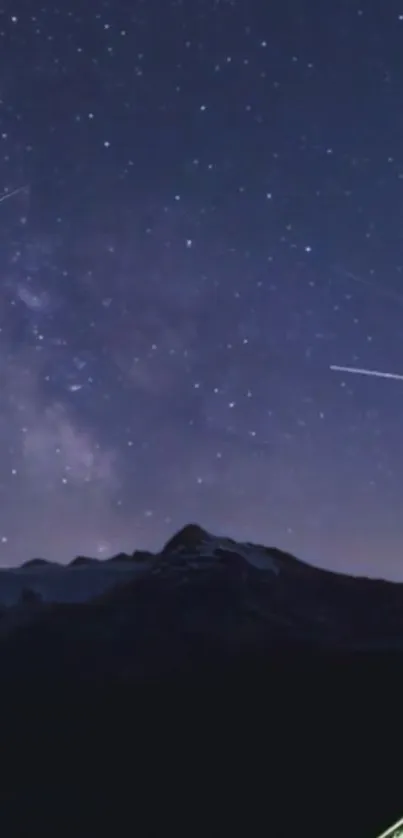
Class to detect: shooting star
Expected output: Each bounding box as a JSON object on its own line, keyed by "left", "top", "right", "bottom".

{"left": 330, "top": 364, "right": 403, "bottom": 382}
{"left": 332, "top": 265, "right": 403, "bottom": 306}
{"left": 0, "top": 185, "right": 29, "bottom": 205}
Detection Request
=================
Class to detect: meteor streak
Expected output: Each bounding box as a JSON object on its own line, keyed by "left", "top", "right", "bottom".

{"left": 332, "top": 265, "right": 403, "bottom": 306}
{"left": 330, "top": 364, "right": 403, "bottom": 381}
{"left": 0, "top": 185, "right": 29, "bottom": 204}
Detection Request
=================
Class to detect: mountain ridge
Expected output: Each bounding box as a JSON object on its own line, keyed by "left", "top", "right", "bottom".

{"left": 7, "top": 521, "right": 396, "bottom": 583}
{"left": 0, "top": 522, "right": 402, "bottom": 684}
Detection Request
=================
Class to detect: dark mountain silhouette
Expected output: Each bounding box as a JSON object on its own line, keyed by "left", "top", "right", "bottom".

{"left": 21, "top": 557, "right": 55, "bottom": 568}
{"left": 1, "top": 522, "right": 403, "bottom": 680}
{"left": 0, "top": 524, "right": 402, "bottom": 837}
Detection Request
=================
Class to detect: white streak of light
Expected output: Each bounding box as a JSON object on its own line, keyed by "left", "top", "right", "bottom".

{"left": 330, "top": 364, "right": 403, "bottom": 382}
{"left": 0, "top": 186, "right": 28, "bottom": 204}
{"left": 375, "top": 815, "right": 403, "bottom": 838}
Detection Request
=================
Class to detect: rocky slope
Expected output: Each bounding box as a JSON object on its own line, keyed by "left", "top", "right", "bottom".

{"left": 0, "top": 522, "right": 403, "bottom": 681}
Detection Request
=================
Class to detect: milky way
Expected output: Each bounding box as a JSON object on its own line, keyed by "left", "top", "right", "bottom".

{"left": 1, "top": 4, "right": 403, "bottom": 577}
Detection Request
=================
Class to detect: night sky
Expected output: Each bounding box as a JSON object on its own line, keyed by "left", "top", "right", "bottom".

{"left": 1, "top": 3, "right": 403, "bottom": 577}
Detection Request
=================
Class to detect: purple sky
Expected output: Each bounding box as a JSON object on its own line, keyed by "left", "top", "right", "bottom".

{"left": 0, "top": 3, "right": 403, "bottom": 578}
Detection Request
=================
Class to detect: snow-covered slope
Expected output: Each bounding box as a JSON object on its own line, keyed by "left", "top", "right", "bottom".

{"left": 161, "top": 524, "right": 280, "bottom": 573}
{"left": 0, "top": 560, "right": 150, "bottom": 606}
{"left": 0, "top": 523, "right": 283, "bottom": 606}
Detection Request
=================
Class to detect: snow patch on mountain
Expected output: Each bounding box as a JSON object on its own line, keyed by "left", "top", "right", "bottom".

{"left": 0, "top": 562, "right": 147, "bottom": 607}
{"left": 195, "top": 536, "right": 280, "bottom": 574}
{"left": 162, "top": 524, "right": 280, "bottom": 574}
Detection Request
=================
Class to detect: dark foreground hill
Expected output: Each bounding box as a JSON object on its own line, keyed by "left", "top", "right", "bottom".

{"left": 1, "top": 524, "right": 402, "bottom": 837}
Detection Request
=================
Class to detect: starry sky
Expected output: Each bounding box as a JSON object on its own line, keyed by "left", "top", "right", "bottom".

{"left": 2, "top": 2, "right": 403, "bottom": 576}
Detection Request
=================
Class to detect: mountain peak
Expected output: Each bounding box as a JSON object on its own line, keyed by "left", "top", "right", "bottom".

{"left": 161, "top": 523, "right": 212, "bottom": 554}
